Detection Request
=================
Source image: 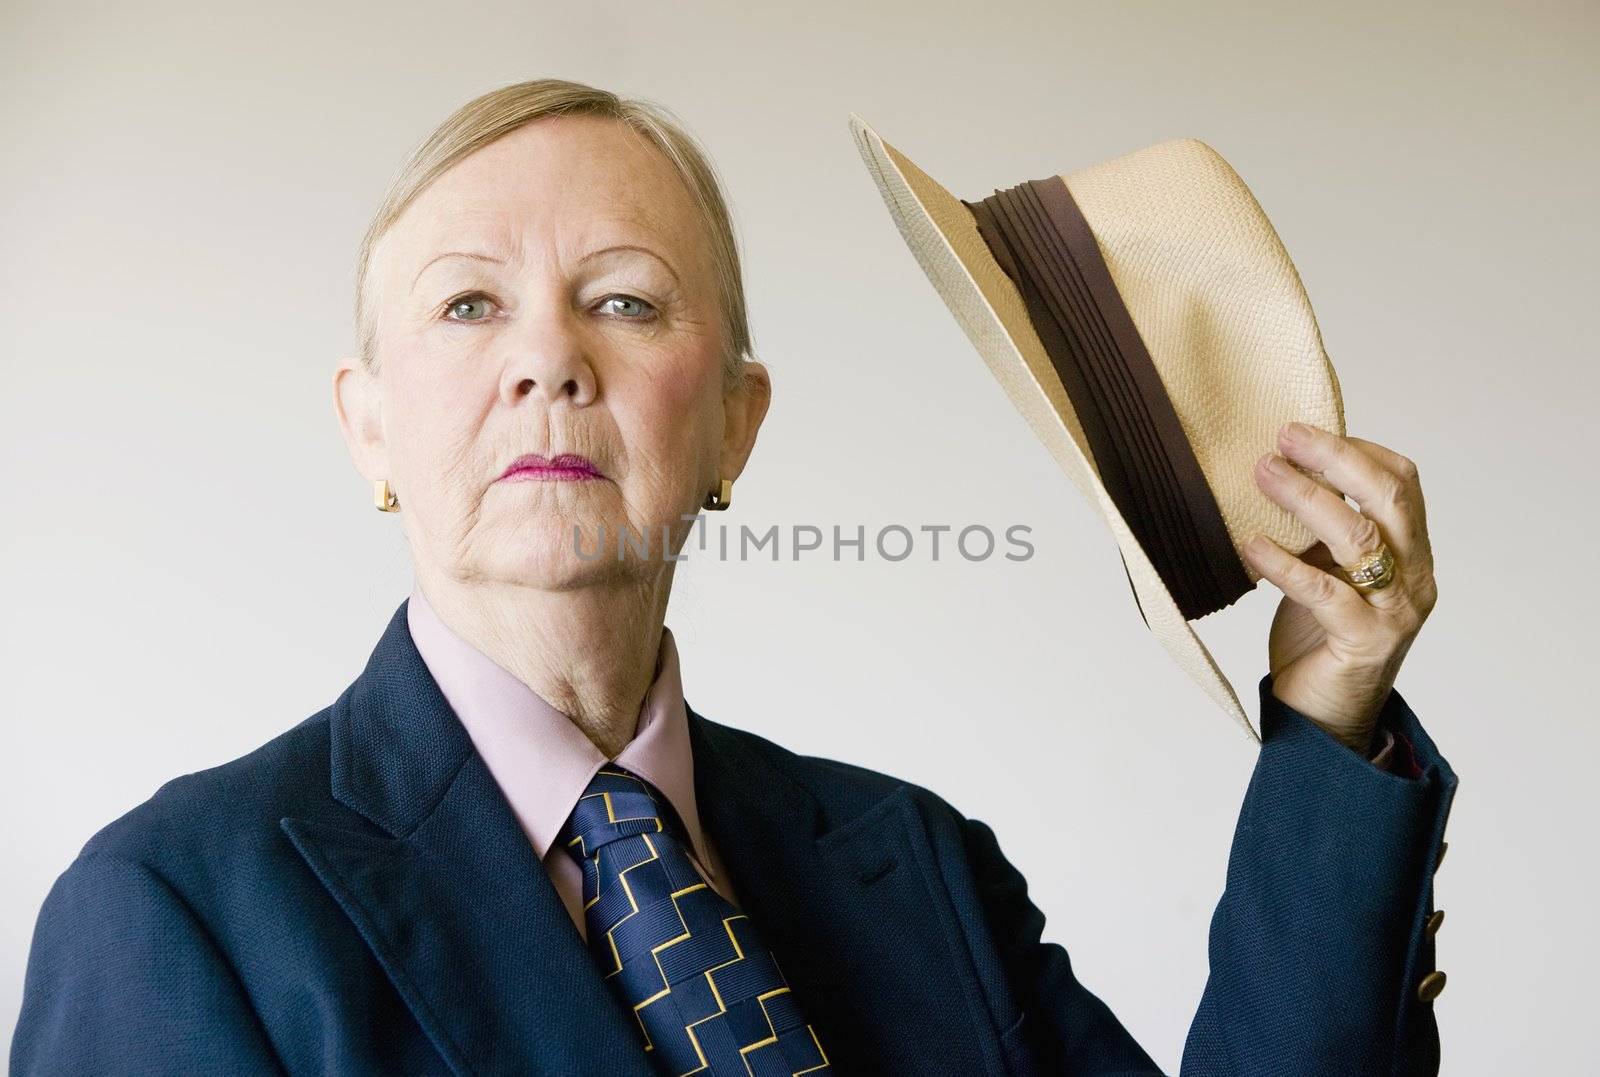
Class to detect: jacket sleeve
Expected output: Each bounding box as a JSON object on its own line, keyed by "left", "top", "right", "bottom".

{"left": 9, "top": 852, "right": 286, "bottom": 1076}
{"left": 1180, "top": 674, "right": 1457, "bottom": 1075}
{"left": 958, "top": 674, "right": 1457, "bottom": 1076}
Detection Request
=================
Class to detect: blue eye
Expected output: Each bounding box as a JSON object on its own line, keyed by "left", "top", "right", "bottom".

{"left": 444, "top": 293, "right": 496, "bottom": 322}
{"left": 599, "top": 294, "right": 657, "bottom": 320}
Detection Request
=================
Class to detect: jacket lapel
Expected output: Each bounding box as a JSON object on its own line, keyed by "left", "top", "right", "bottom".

{"left": 281, "top": 599, "right": 1003, "bottom": 1075}
{"left": 688, "top": 709, "right": 1009, "bottom": 1076}
{"left": 280, "top": 602, "right": 654, "bottom": 1077}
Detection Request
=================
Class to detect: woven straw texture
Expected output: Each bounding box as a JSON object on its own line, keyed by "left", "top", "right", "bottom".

{"left": 848, "top": 113, "right": 1345, "bottom": 740}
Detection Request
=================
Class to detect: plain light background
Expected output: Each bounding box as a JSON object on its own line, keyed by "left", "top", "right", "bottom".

{"left": 3, "top": 1, "right": 1595, "bottom": 1071}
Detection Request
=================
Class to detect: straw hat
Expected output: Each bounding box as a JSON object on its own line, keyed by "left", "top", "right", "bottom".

{"left": 847, "top": 114, "right": 1345, "bottom": 741}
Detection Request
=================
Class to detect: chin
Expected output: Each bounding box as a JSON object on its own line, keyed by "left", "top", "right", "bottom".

{"left": 483, "top": 517, "right": 658, "bottom": 591}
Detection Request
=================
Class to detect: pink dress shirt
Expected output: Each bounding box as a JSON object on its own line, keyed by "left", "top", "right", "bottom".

{"left": 405, "top": 585, "right": 740, "bottom": 943}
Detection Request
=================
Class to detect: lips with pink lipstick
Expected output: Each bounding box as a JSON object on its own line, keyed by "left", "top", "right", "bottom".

{"left": 497, "top": 453, "right": 605, "bottom": 482}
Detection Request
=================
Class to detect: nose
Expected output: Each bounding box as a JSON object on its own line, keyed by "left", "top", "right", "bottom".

{"left": 500, "top": 321, "right": 598, "bottom": 408}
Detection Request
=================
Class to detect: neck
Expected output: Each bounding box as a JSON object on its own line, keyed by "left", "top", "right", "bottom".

{"left": 413, "top": 564, "right": 675, "bottom": 759}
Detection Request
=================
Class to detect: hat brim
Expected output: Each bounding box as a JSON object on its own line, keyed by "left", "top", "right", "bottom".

{"left": 849, "top": 113, "right": 1260, "bottom": 741}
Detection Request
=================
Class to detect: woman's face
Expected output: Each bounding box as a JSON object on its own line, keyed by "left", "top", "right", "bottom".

{"left": 336, "top": 114, "right": 768, "bottom": 592}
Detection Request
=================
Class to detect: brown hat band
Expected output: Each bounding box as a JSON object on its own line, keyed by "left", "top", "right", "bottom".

{"left": 962, "top": 177, "right": 1252, "bottom": 620}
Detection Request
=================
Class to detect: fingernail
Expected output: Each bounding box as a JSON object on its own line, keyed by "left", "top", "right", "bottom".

{"left": 1281, "top": 421, "right": 1310, "bottom": 442}
{"left": 1260, "top": 452, "right": 1289, "bottom": 475}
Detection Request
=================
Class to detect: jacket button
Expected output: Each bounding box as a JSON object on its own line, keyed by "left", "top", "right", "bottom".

{"left": 1417, "top": 970, "right": 1447, "bottom": 1002}
{"left": 1435, "top": 840, "right": 1449, "bottom": 869}
{"left": 1425, "top": 909, "right": 1445, "bottom": 938}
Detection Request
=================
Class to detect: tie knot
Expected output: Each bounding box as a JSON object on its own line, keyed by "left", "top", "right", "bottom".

{"left": 556, "top": 765, "right": 681, "bottom": 866}
{"left": 550, "top": 768, "right": 832, "bottom": 1073}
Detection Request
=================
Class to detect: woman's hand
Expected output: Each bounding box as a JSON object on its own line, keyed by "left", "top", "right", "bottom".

{"left": 1240, "top": 422, "right": 1439, "bottom": 752}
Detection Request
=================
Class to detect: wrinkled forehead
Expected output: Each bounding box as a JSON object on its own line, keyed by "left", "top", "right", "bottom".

{"left": 376, "top": 115, "right": 707, "bottom": 282}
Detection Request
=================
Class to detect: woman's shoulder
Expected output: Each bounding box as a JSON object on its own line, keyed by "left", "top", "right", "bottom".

{"left": 71, "top": 703, "right": 343, "bottom": 878}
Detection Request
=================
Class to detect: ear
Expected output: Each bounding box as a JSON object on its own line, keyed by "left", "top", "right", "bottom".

{"left": 717, "top": 360, "right": 772, "bottom": 484}
{"left": 332, "top": 355, "right": 388, "bottom": 483}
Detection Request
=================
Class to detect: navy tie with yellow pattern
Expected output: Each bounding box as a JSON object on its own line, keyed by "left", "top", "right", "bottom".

{"left": 556, "top": 764, "right": 832, "bottom": 1076}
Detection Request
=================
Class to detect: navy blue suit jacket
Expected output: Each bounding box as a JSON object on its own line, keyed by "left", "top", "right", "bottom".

{"left": 12, "top": 600, "right": 1458, "bottom": 1075}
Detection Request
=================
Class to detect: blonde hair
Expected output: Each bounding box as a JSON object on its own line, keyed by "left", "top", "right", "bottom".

{"left": 353, "top": 78, "right": 754, "bottom": 385}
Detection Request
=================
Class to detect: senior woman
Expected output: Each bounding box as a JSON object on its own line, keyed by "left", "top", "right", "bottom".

{"left": 12, "top": 79, "right": 1455, "bottom": 1077}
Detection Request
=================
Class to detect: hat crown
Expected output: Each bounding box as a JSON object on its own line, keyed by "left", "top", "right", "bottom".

{"left": 1061, "top": 137, "right": 1344, "bottom": 562}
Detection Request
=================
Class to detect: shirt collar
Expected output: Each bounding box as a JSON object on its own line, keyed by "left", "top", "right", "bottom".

{"left": 404, "top": 583, "right": 711, "bottom": 869}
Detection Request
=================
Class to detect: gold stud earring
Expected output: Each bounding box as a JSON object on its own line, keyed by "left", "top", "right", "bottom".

{"left": 703, "top": 478, "right": 733, "bottom": 511}
{"left": 374, "top": 478, "right": 400, "bottom": 512}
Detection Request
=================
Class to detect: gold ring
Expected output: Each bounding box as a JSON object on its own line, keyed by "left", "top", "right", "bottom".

{"left": 1340, "top": 540, "right": 1396, "bottom": 592}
